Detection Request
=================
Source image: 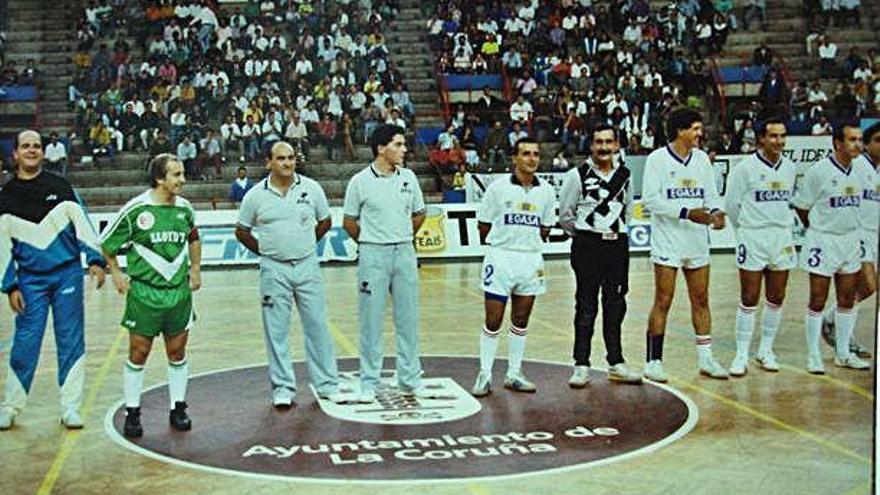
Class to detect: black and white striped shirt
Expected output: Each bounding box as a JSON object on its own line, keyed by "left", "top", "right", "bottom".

{"left": 559, "top": 158, "right": 634, "bottom": 235}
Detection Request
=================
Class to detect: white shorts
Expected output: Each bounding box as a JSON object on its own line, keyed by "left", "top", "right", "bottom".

{"left": 800, "top": 230, "right": 861, "bottom": 277}
{"left": 861, "top": 232, "right": 878, "bottom": 264}
{"left": 650, "top": 250, "right": 710, "bottom": 270}
{"left": 735, "top": 227, "right": 797, "bottom": 272}
{"left": 480, "top": 248, "right": 546, "bottom": 298}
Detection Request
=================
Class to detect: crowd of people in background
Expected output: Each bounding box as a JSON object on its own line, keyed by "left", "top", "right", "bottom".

{"left": 66, "top": 0, "right": 411, "bottom": 179}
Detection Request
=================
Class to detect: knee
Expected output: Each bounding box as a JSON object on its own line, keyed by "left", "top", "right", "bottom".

{"left": 510, "top": 314, "right": 530, "bottom": 329}
{"left": 740, "top": 291, "right": 760, "bottom": 307}
{"left": 765, "top": 295, "right": 785, "bottom": 307}
{"left": 653, "top": 293, "right": 673, "bottom": 313}
{"left": 129, "top": 348, "right": 150, "bottom": 366}
{"left": 690, "top": 291, "right": 710, "bottom": 309}
{"left": 166, "top": 348, "right": 186, "bottom": 362}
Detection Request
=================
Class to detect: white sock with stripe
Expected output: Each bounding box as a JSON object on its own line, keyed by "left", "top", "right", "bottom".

{"left": 479, "top": 326, "right": 500, "bottom": 374}
{"left": 124, "top": 360, "right": 145, "bottom": 408}
{"left": 507, "top": 325, "right": 527, "bottom": 376}
{"left": 695, "top": 334, "right": 713, "bottom": 365}
{"left": 834, "top": 307, "right": 855, "bottom": 360}
{"left": 805, "top": 309, "right": 823, "bottom": 358}
{"left": 759, "top": 300, "right": 782, "bottom": 355}
{"left": 735, "top": 304, "right": 757, "bottom": 359}
{"left": 167, "top": 358, "right": 189, "bottom": 408}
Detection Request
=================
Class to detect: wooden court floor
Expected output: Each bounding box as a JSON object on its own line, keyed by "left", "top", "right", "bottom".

{"left": 0, "top": 253, "right": 874, "bottom": 495}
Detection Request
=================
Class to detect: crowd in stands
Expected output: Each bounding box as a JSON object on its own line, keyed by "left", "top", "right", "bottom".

{"left": 68, "top": 0, "right": 412, "bottom": 179}
{"left": 425, "top": 0, "right": 740, "bottom": 172}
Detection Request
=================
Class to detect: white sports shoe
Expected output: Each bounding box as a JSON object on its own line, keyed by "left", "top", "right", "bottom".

{"left": 316, "top": 391, "right": 347, "bottom": 404}
{"left": 643, "top": 360, "right": 668, "bottom": 383}
{"left": 0, "top": 407, "right": 15, "bottom": 430}
{"left": 504, "top": 372, "right": 537, "bottom": 393}
{"left": 834, "top": 353, "right": 870, "bottom": 370}
{"left": 806, "top": 354, "right": 825, "bottom": 374}
{"left": 729, "top": 355, "right": 748, "bottom": 377}
{"left": 60, "top": 409, "right": 84, "bottom": 429}
{"left": 272, "top": 388, "right": 295, "bottom": 408}
{"left": 755, "top": 351, "right": 780, "bottom": 372}
{"left": 608, "top": 363, "right": 643, "bottom": 384}
{"left": 357, "top": 389, "right": 376, "bottom": 404}
{"left": 471, "top": 371, "right": 492, "bottom": 397}
{"left": 568, "top": 366, "right": 590, "bottom": 388}
{"left": 699, "top": 358, "right": 730, "bottom": 380}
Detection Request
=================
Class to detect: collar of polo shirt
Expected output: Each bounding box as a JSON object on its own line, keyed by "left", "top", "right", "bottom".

{"left": 265, "top": 173, "right": 302, "bottom": 195}
{"left": 370, "top": 162, "right": 400, "bottom": 177}
{"left": 510, "top": 173, "right": 540, "bottom": 187}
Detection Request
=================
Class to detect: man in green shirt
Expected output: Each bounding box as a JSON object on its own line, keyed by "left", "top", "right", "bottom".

{"left": 101, "top": 153, "right": 202, "bottom": 438}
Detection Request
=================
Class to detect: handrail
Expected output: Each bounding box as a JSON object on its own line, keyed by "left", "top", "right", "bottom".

{"left": 434, "top": 61, "right": 451, "bottom": 123}
{"left": 708, "top": 57, "right": 728, "bottom": 126}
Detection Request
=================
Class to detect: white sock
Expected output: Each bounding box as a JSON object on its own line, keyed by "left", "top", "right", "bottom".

{"left": 507, "top": 325, "right": 527, "bottom": 376}
{"left": 479, "top": 326, "right": 500, "bottom": 374}
{"left": 167, "top": 359, "right": 189, "bottom": 408}
{"left": 805, "top": 309, "right": 823, "bottom": 358}
{"left": 822, "top": 304, "right": 835, "bottom": 325}
{"left": 851, "top": 302, "right": 861, "bottom": 343}
{"left": 695, "top": 334, "right": 713, "bottom": 364}
{"left": 124, "top": 360, "right": 145, "bottom": 408}
{"left": 735, "top": 304, "right": 757, "bottom": 359}
{"left": 759, "top": 301, "right": 783, "bottom": 354}
{"left": 834, "top": 307, "right": 855, "bottom": 360}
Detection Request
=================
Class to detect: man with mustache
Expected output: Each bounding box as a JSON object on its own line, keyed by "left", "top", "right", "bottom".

{"left": 559, "top": 124, "right": 643, "bottom": 387}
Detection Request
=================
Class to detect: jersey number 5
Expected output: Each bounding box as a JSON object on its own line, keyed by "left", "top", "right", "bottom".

{"left": 736, "top": 244, "right": 747, "bottom": 264}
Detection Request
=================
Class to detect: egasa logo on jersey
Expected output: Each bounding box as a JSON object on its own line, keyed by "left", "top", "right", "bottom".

{"left": 315, "top": 371, "right": 482, "bottom": 425}
{"left": 666, "top": 179, "right": 705, "bottom": 199}
{"left": 503, "top": 213, "right": 541, "bottom": 227}
{"left": 136, "top": 211, "right": 155, "bottom": 230}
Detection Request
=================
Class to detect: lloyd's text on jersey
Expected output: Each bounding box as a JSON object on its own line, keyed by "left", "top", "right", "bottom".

{"left": 150, "top": 231, "right": 188, "bottom": 244}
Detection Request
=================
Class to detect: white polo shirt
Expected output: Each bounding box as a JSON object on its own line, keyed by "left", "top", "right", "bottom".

{"left": 856, "top": 153, "right": 880, "bottom": 237}
{"left": 791, "top": 156, "right": 863, "bottom": 236}
{"left": 477, "top": 174, "right": 557, "bottom": 252}
{"left": 343, "top": 164, "right": 426, "bottom": 244}
{"left": 238, "top": 174, "right": 331, "bottom": 261}
{"left": 725, "top": 151, "right": 797, "bottom": 230}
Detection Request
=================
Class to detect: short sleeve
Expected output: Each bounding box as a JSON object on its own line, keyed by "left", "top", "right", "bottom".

{"left": 476, "top": 183, "right": 496, "bottom": 224}
{"left": 313, "top": 181, "right": 331, "bottom": 221}
{"left": 342, "top": 175, "right": 361, "bottom": 218}
{"left": 101, "top": 208, "right": 133, "bottom": 255}
{"left": 237, "top": 186, "right": 258, "bottom": 228}
{"left": 410, "top": 171, "right": 425, "bottom": 215}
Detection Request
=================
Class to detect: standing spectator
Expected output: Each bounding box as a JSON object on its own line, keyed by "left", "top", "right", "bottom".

{"left": 229, "top": 166, "right": 254, "bottom": 205}
{"left": 44, "top": 133, "right": 68, "bottom": 177}
{"left": 818, "top": 35, "right": 839, "bottom": 78}
{"left": 241, "top": 115, "right": 262, "bottom": 161}
{"left": 315, "top": 114, "right": 338, "bottom": 160}
{"left": 284, "top": 111, "right": 310, "bottom": 160}
{"left": 199, "top": 130, "right": 223, "bottom": 179}
{"left": 753, "top": 41, "right": 773, "bottom": 66}
{"left": 758, "top": 69, "right": 789, "bottom": 108}
{"left": 220, "top": 115, "right": 245, "bottom": 162}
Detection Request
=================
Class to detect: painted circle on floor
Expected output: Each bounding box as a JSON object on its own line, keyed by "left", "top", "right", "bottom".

{"left": 105, "top": 356, "right": 697, "bottom": 483}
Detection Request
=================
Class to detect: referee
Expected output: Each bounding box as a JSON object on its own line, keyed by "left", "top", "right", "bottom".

{"left": 559, "top": 124, "right": 643, "bottom": 387}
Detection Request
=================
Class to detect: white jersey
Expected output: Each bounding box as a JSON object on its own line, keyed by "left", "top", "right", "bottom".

{"left": 791, "top": 155, "right": 863, "bottom": 236}
{"left": 641, "top": 145, "right": 722, "bottom": 259}
{"left": 855, "top": 153, "right": 880, "bottom": 236}
{"left": 477, "top": 174, "right": 557, "bottom": 253}
{"left": 725, "top": 151, "right": 797, "bottom": 230}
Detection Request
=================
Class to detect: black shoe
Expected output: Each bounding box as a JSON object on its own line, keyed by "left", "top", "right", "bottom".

{"left": 169, "top": 401, "right": 192, "bottom": 431}
{"left": 124, "top": 407, "right": 143, "bottom": 438}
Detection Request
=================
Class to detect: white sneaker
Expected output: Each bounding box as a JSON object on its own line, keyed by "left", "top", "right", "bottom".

{"left": 699, "top": 358, "right": 730, "bottom": 380}
{"left": 471, "top": 371, "right": 492, "bottom": 397}
{"left": 316, "top": 391, "right": 346, "bottom": 404}
{"left": 729, "top": 355, "right": 748, "bottom": 377}
{"left": 357, "top": 389, "right": 376, "bottom": 404}
{"left": 60, "top": 409, "right": 84, "bottom": 429}
{"left": 0, "top": 407, "right": 15, "bottom": 430}
{"left": 643, "top": 360, "right": 668, "bottom": 383}
{"left": 568, "top": 366, "right": 590, "bottom": 388}
{"left": 755, "top": 351, "right": 780, "bottom": 372}
{"left": 834, "top": 353, "right": 871, "bottom": 370}
{"left": 608, "top": 363, "right": 643, "bottom": 384}
{"left": 272, "top": 388, "right": 294, "bottom": 408}
{"left": 806, "top": 354, "right": 825, "bottom": 374}
{"left": 503, "top": 372, "right": 537, "bottom": 393}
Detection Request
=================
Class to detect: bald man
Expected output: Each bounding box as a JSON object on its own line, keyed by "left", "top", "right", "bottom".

{"left": 235, "top": 142, "right": 342, "bottom": 407}
{"left": 0, "top": 130, "right": 106, "bottom": 430}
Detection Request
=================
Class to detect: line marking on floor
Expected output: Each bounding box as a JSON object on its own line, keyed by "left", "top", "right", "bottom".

{"left": 328, "top": 320, "right": 357, "bottom": 356}
{"left": 669, "top": 375, "right": 870, "bottom": 465}
{"left": 37, "top": 327, "right": 127, "bottom": 495}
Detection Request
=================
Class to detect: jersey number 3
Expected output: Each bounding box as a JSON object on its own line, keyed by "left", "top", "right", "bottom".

{"left": 807, "top": 248, "right": 822, "bottom": 268}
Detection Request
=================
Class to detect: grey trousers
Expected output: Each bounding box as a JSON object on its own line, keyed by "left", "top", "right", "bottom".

{"left": 259, "top": 254, "right": 339, "bottom": 396}
{"left": 357, "top": 242, "right": 422, "bottom": 392}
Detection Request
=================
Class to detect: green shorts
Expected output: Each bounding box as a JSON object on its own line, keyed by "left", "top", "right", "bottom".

{"left": 121, "top": 280, "right": 195, "bottom": 338}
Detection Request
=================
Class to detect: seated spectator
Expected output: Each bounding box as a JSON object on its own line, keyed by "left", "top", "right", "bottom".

{"left": 148, "top": 129, "right": 174, "bottom": 160}
{"left": 508, "top": 122, "right": 528, "bottom": 149}
{"left": 241, "top": 115, "right": 262, "bottom": 161}
{"left": 551, "top": 150, "right": 569, "bottom": 171}
{"left": 88, "top": 119, "right": 114, "bottom": 158}
{"left": 807, "top": 80, "right": 828, "bottom": 119}
{"left": 811, "top": 114, "right": 832, "bottom": 136}
{"left": 340, "top": 112, "right": 356, "bottom": 160}
{"left": 177, "top": 134, "right": 200, "bottom": 179}
{"left": 220, "top": 114, "right": 245, "bottom": 162}
{"left": 314, "top": 114, "right": 338, "bottom": 160}
{"left": 199, "top": 130, "right": 223, "bottom": 179}
{"left": 229, "top": 166, "right": 254, "bottom": 205}
{"left": 817, "top": 35, "right": 838, "bottom": 78}
{"left": 44, "top": 133, "right": 68, "bottom": 176}
{"left": 509, "top": 94, "right": 533, "bottom": 124}
{"left": 452, "top": 163, "right": 467, "bottom": 191}
{"left": 284, "top": 110, "right": 310, "bottom": 160}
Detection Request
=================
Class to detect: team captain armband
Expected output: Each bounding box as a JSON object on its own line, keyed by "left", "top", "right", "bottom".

{"left": 189, "top": 227, "right": 200, "bottom": 242}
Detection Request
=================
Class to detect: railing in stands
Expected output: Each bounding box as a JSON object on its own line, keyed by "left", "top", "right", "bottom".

{"left": 708, "top": 57, "right": 728, "bottom": 126}
{"left": 435, "top": 61, "right": 451, "bottom": 124}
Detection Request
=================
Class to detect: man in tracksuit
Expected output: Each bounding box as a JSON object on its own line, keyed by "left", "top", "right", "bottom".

{"left": 0, "top": 130, "right": 106, "bottom": 430}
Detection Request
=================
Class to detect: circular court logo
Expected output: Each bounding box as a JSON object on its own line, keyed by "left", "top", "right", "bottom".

{"left": 105, "top": 356, "right": 697, "bottom": 483}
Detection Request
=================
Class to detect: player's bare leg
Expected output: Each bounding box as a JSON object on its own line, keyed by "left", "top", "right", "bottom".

{"left": 644, "top": 264, "right": 676, "bottom": 382}
{"left": 684, "top": 265, "right": 728, "bottom": 379}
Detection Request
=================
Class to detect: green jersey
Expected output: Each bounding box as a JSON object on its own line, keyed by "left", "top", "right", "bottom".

{"left": 101, "top": 190, "right": 197, "bottom": 289}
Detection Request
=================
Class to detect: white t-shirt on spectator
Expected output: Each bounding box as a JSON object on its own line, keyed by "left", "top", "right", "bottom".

{"left": 818, "top": 43, "right": 837, "bottom": 60}
{"left": 853, "top": 67, "right": 871, "bottom": 82}
{"left": 301, "top": 108, "right": 320, "bottom": 125}
{"left": 508, "top": 130, "right": 528, "bottom": 148}
{"left": 221, "top": 122, "right": 242, "bottom": 140}
{"left": 295, "top": 59, "right": 313, "bottom": 75}
{"left": 509, "top": 101, "right": 533, "bottom": 123}
{"left": 45, "top": 142, "right": 67, "bottom": 163}
{"left": 570, "top": 62, "right": 590, "bottom": 79}
{"left": 562, "top": 15, "right": 578, "bottom": 30}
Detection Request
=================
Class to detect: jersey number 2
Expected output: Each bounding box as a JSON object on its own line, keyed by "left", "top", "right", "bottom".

{"left": 483, "top": 264, "right": 495, "bottom": 286}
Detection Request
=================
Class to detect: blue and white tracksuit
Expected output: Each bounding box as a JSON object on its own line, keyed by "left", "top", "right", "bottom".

{"left": 0, "top": 171, "right": 104, "bottom": 414}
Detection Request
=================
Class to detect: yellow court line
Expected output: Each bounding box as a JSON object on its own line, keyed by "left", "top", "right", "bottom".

{"left": 328, "top": 320, "right": 358, "bottom": 356}
{"left": 777, "top": 364, "right": 874, "bottom": 401}
{"left": 670, "top": 375, "right": 870, "bottom": 465}
{"left": 467, "top": 484, "right": 493, "bottom": 495}
{"left": 37, "top": 327, "right": 127, "bottom": 495}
